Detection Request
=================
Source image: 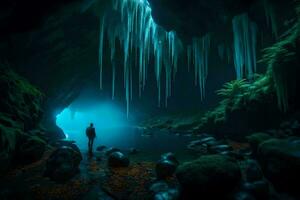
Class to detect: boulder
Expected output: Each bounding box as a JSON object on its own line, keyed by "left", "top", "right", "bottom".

{"left": 56, "top": 139, "right": 80, "bottom": 154}
{"left": 96, "top": 145, "right": 107, "bottom": 152}
{"left": 160, "top": 152, "right": 179, "bottom": 166}
{"left": 105, "top": 147, "right": 121, "bottom": 156}
{"left": 234, "top": 192, "right": 256, "bottom": 200}
{"left": 149, "top": 181, "right": 169, "bottom": 194}
{"left": 209, "top": 144, "right": 232, "bottom": 154}
{"left": 246, "top": 133, "right": 272, "bottom": 154}
{"left": 176, "top": 155, "right": 241, "bottom": 199}
{"left": 129, "top": 148, "right": 139, "bottom": 155}
{"left": 150, "top": 181, "right": 179, "bottom": 200}
{"left": 257, "top": 138, "right": 300, "bottom": 196}
{"left": 107, "top": 152, "right": 130, "bottom": 168}
{"left": 44, "top": 146, "right": 82, "bottom": 182}
{"left": 17, "top": 136, "right": 46, "bottom": 164}
{"left": 156, "top": 159, "right": 177, "bottom": 180}
{"left": 154, "top": 189, "right": 179, "bottom": 200}
{"left": 241, "top": 180, "right": 270, "bottom": 200}
{"left": 244, "top": 159, "right": 264, "bottom": 182}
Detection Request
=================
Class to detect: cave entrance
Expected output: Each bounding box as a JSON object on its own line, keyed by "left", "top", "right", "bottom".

{"left": 56, "top": 102, "right": 132, "bottom": 150}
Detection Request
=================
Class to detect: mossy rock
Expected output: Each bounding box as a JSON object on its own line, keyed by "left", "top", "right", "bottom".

{"left": 176, "top": 155, "right": 241, "bottom": 199}
{"left": 16, "top": 135, "right": 47, "bottom": 164}
{"left": 257, "top": 137, "right": 300, "bottom": 196}
{"left": 45, "top": 146, "right": 82, "bottom": 182}
{"left": 246, "top": 132, "right": 272, "bottom": 153}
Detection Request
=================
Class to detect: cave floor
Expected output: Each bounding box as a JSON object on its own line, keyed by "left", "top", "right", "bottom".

{"left": 0, "top": 127, "right": 255, "bottom": 200}
{"left": 0, "top": 146, "right": 199, "bottom": 200}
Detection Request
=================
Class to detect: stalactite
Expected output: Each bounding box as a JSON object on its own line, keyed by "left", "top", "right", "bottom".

{"left": 112, "top": 63, "right": 116, "bottom": 100}
{"left": 187, "top": 45, "right": 192, "bottom": 72}
{"left": 192, "top": 35, "right": 211, "bottom": 100}
{"left": 98, "top": 16, "right": 105, "bottom": 89}
{"left": 232, "top": 14, "right": 257, "bottom": 79}
{"left": 218, "top": 44, "right": 225, "bottom": 61}
{"left": 100, "top": 0, "right": 183, "bottom": 112}
{"left": 263, "top": 0, "right": 278, "bottom": 39}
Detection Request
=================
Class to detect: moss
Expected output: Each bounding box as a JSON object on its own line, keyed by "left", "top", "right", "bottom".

{"left": 261, "top": 5, "right": 300, "bottom": 112}
{"left": 0, "top": 124, "right": 20, "bottom": 153}
{"left": 257, "top": 137, "right": 300, "bottom": 195}
{"left": 216, "top": 79, "right": 250, "bottom": 100}
{"left": 0, "top": 63, "right": 44, "bottom": 130}
{"left": 176, "top": 155, "right": 241, "bottom": 198}
{"left": 246, "top": 132, "right": 272, "bottom": 153}
{"left": 0, "top": 64, "right": 46, "bottom": 172}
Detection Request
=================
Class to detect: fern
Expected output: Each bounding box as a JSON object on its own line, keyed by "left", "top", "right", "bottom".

{"left": 216, "top": 79, "right": 249, "bottom": 99}
{"left": 0, "top": 124, "right": 18, "bottom": 153}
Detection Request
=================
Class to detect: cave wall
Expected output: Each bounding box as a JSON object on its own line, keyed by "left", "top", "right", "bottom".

{"left": 0, "top": 0, "right": 297, "bottom": 134}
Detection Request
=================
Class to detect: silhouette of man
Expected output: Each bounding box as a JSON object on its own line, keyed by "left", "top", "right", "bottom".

{"left": 86, "top": 123, "right": 96, "bottom": 155}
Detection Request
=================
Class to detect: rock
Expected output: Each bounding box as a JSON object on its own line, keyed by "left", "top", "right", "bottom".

{"left": 156, "top": 159, "right": 177, "bottom": 179}
{"left": 96, "top": 145, "right": 107, "bottom": 152}
{"left": 96, "top": 156, "right": 102, "bottom": 161}
{"left": 107, "top": 152, "right": 130, "bottom": 168}
{"left": 150, "top": 181, "right": 179, "bottom": 200}
{"left": 257, "top": 138, "right": 300, "bottom": 196}
{"left": 246, "top": 133, "right": 272, "bottom": 153}
{"left": 236, "top": 148, "right": 253, "bottom": 158}
{"left": 176, "top": 155, "right": 241, "bottom": 199}
{"left": 149, "top": 181, "right": 169, "bottom": 193}
{"left": 241, "top": 180, "right": 270, "bottom": 199}
{"left": 209, "top": 144, "right": 232, "bottom": 154}
{"left": 105, "top": 147, "right": 121, "bottom": 156}
{"left": 234, "top": 192, "right": 256, "bottom": 200}
{"left": 56, "top": 138, "right": 76, "bottom": 145}
{"left": 56, "top": 139, "right": 80, "bottom": 154}
{"left": 129, "top": 148, "right": 139, "bottom": 155}
{"left": 17, "top": 136, "right": 46, "bottom": 164}
{"left": 187, "top": 143, "right": 208, "bottom": 154}
{"left": 160, "top": 152, "right": 179, "bottom": 166}
{"left": 154, "top": 189, "right": 179, "bottom": 200}
{"left": 44, "top": 146, "right": 82, "bottom": 182}
{"left": 198, "top": 136, "right": 216, "bottom": 144}
{"left": 0, "top": 152, "right": 11, "bottom": 174}
{"left": 244, "top": 160, "right": 264, "bottom": 182}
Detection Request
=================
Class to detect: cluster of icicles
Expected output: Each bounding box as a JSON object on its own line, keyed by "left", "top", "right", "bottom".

{"left": 97, "top": 0, "right": 277, "bottom": 116}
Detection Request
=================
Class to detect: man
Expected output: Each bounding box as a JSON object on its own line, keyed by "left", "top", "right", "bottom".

{"left": 86, "top": 123, "right": 96, "bottom": 155}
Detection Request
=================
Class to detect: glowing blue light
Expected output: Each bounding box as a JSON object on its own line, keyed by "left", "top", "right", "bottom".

{"left": 56, "top": 103, "right": 128, "bottom": 150}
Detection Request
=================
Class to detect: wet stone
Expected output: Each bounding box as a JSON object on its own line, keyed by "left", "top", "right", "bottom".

{"left": 96, "top": 145, "right": 107, "bottom": 152}
{"left": 105, "top": 147, "right": 121, "bottom": 156}
{"left": 107, "top": 152, "right": 130, "bottom": 168}
{"left": 156, "top": 159, "right": 177, "bottom": 180}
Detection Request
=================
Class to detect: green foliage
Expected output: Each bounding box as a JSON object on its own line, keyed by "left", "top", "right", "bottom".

{"left": 0, "top": 124, "right": 19, "bottom": 153}
{"left": 216, "top": 79, "right": 249, "bottom": 99}
{"left": 261, "top": 9, "right": 300, "bottom": 112}
{"left": 246, "top": 132, "right": 272, "bottom": 152}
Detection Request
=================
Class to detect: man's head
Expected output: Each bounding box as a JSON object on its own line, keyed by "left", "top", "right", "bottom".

{"left": 90, "top": 123, "right": 94, "bottom": 127}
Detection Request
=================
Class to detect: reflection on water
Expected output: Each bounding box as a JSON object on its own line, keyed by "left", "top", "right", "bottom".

{"left": 64, "top": 127, "right": 196, "bottom": 152}
{"left": 56, "top": 105, "right": 196, "bottom": 152}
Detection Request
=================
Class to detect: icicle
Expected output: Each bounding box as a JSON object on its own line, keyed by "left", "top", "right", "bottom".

{"left": 218, "top": 44, "right": 225, "bottom": 60}
{"left": 263, "top": 0, "right": 278, "bottom": 39}
{"left": 226, "top": 46, "right": 231, "bottom": 63}
{"left": 98, "top": 16, "right": 105, "bottom": 89}
{"left": 192, "top": 34, "right": 210, "bottom": 100}
{"left": 103, "top": 0, "right": 183, "bottom": 114}
{"left": 232, "top": 14, "right": 257, "bottom": 79}
{"left": 112, "top": 62, "right": 116, "bottom": 100}
{"left": 187, "top": 45, "right": 192, "bottom": 72}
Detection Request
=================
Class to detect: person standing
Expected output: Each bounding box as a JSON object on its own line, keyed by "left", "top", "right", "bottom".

{"left": 86, "top": 123, "right": 96, "bottom": 155}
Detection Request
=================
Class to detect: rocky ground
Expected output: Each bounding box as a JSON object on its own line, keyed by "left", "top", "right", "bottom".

{"left": 1, "top": 128, "right": 300, "bottom": 200}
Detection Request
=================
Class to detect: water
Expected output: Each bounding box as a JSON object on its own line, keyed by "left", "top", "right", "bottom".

{"left": 56, "top": 106, "right": 196, "bottom": 153}
{"left": 61, "top": 126, "right": 195, "bottom": 153}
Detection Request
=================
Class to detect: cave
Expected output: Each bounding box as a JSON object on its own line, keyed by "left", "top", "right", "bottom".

{"left": 1, "top": 0, "right": 300, "bottom": 199}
